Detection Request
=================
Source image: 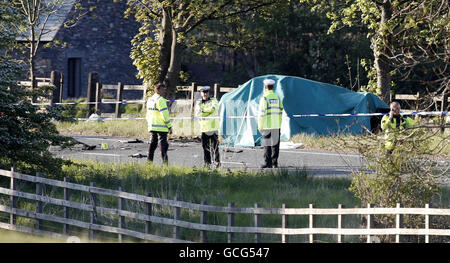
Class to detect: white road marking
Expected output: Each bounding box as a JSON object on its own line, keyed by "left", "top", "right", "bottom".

{"left": 233, "top": 146, "right": 362, "bottom": 158}
{"left": 81, "top": 152, "right": 123, "bottom": 157}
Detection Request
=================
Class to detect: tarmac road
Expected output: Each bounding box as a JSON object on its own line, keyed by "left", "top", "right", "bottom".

{"left": 50, "top": 135, "right": 449, "bottom": 183}
{"left": 50, "top": 135, "right": 365, "bottom": 176}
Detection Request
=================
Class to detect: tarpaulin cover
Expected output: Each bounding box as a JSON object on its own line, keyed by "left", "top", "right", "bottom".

{"left": 219, "top": 75, "right": 389, "bottom": 147}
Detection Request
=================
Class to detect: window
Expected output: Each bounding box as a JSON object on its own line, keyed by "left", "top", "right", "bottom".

{"left": 68, "top": 58, "right": 81, "bottom": 98}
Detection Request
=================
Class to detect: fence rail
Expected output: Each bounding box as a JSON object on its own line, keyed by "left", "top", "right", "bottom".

{"left": 0, "top": 168, "right": 449, "bottom": 243}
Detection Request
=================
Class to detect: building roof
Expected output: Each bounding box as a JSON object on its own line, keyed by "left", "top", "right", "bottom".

{"left": 17, "top": 0, "right": 76, "bottom": 42}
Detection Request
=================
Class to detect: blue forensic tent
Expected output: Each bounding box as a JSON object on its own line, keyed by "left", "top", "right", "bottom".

{"left": 219, "top": 75, "right": 389, "bottom": 147}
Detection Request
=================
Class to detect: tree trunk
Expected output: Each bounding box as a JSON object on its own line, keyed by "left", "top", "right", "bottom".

{"left": 374, "top": 1, "right": 393, "bottom": 104}
{"left": 165, "top": 28, "right": 184, "bottom": 98}
{"left": 374, "top": 39, "right": 392, "bottom": 103}
{"left": 158, "top": 8, "right": 173, "bottom": 85}
{"left": 237, "top": 50, "right": 256, "bottom": 78}
{"left": 30, "top": 25, "right": 36, "bottom": 102}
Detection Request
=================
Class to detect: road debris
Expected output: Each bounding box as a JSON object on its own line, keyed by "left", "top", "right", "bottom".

{"left": 129, "top": 153, "right": 147, "bottom": 158}
{"left": 119, "top": 138, "right": 144, "bottom": 143}
{"left": 280, "top": 142, "right": 305, "bottom": 149}
{"left": 70, "top": 138, "right": 96, "bottom": 150}
{"left": 224, "top": 148, "right": 243, "bottom": 153}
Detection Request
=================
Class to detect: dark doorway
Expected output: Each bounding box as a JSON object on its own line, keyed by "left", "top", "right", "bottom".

{"left": 68, "top": 58, "right": 81, "bottom": 98}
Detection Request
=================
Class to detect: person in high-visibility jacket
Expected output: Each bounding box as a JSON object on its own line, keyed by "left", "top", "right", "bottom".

{"left": 258, "top": 78, "right": 283, "bottom": 168}
{"left": 197, "top": 87, "right": 220, "bottom": 168}
{"left": 146, "top": 83, "right": 172, "bottom": 164}
{"left": 381, "top": 101, "right": 414, "bottom": 152}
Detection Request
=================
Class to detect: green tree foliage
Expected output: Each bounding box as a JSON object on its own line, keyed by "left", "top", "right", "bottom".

{"left": 336, "top": 123, "right": 449, "bottom": 242}
{"left": 188, "top": 1, "right": 372, "bottom": 88}
{"left": 0, "top": 0, "right": 74, "bottom": 174}
{"left": 121, "top": 0, "right": 275, "bottom": 96}
{"left": 299, "top": 0, "right": 450, "bottom": 102}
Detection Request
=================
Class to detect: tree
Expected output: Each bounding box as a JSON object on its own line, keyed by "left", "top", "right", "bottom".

{"left": 300, "top": 0, "right": 450, "bottom": 103}
{"left": 122, "top": 0, "right": 276, "bottom": 96}
{"left": 11, "top": 0, "right": 85, "bottom": 93}
{"left": 189, "top": 0, "right": 372, "bottom": 88}
{"left": 0, "top": 0, "right": 74, "bottom": 175}
{"left": 335, "top": 123, "right": 449, "bottom": 242}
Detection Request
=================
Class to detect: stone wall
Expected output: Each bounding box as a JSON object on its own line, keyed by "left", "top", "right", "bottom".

{"left": 36, "top": 0, "right": 140, "bottom": 99}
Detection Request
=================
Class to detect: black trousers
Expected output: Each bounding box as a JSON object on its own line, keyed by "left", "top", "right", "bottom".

{"left": 201, "top": 132, "right": 220, "bottom": 165}
{"left": 148, "top": 131, "right": 169, "bottom": 164}
{"left": 262, "top": 129, "right": 280, "bottom": 167}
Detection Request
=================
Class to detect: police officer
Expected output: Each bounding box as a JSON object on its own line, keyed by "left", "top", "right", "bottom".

{"left": 258, "top": 79, "right": 283, "bottom": 168}
{"left": 381, "top": 101, "right": 414, "bottom": 153}
{"left": 146, "top": 83, "right": 172, "bottom": 165}
{"left": 198, "top": 87, "right": 220, "bottom": 168}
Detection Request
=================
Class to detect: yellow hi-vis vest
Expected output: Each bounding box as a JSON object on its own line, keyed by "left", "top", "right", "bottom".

{"left": 198, "top": 97, "right": 219, "bottom": 133}
{"left": 258, "top": 90, "right": 283, "bottom": 130}
{"left": 381, "top": 114, "right": 414, "bottom": 150}
{"left": 146, "top": 94, "right": 172, "bottom": 132}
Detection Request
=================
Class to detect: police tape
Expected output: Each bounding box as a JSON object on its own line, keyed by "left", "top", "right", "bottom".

{"left": 31, "top": 99, "right": 201, "bottom": 106}
{"left": 76, "top": 111, "right": 449, "bottom": 121}
{"left": 32, "top": 100, "right": 146, "bottom": 106}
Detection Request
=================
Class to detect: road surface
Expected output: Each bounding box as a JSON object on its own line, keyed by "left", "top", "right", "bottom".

{"left": 50, "top": 135, "right": 367, "bottom": 177}
{"left": 50, "top": 135, "right": 449, "bottom": 185}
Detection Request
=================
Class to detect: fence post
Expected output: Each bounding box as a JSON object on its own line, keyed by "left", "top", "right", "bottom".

{"left": 95, "top": 82, "right": 102, "bottom": 114}
{"left": 89, "top": 182, "right": 97, "bottom": 241}
{"left": 441, "top": 92, "right": 448, "bottom": 133}
{"left": 145, "top": 193, "right": 152, "bottom": 236}
{"left": 190, "top": 82, "right": 196, "bottom": 115}
{"left": 282, "top": 204, "right": 288, "bottom": 243}
{"left": 415, "top": 92, "right": 421, "bottom": 111}
{"left": 173, "top": 196, "right": 180, "bottom": 240}
{"left": 190, "top": 82, "right": 196, "bottom": 137}
{"left": 118, "top": 186, "right": 125, "bottom": 242}
{"left": 309, "top": 204, "right": 315, "bottom": 243}
{"left": 425, "top": 204, "right": 430, "bottom": 243}
{"left": 59, "top": 73, "right": 64, "bottom": 102}
{"left": 337, "top": 204, "right": 344, "bottom": 243}
{"left": 50, "top": 71, "right": 62, "bottom": 103}
{"left": 395, "top": 203, "right": 403, "bottom": 243}
{"left": 390, "top": 90, "right": 396, "bottom": 104}
{"left": 10, "top": 166, "right": 17, "bottom": 226}
{"left": 214, "top": 83, "right": 219, "bottom": 98}
{"left": 200, "top": 200, "right": 208, "bottom": 243}
{"left": 63, "top": 177, "right": 70, "bottom": 235}
{"left": 254, "top": 203, "right": 261, "bottom": 243}
{"left": 31, "top": 76, "right": 37, "bottom": 103}
{"left": 115, "top": 82, "right": 124, "bottom": 119}
{"left": 87, "top": 72, "right": 99, "bottom": 117}
{"left": 366, "top": 204, "right": 373, "bottom": 243}
{"left": 227, "top": 202, "right": 234, "bottom": 243}
{"left": 35, "top": 172, "right": 43, "bottom": 230}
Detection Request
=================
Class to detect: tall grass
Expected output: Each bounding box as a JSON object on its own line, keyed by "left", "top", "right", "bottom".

{"left": 0, "top": 229, "right": 64, "bottom": 243}
{"left": 0, "top": 161, "right": 361, "bottom": 243}
{"left": 1, "top": 160, "right": 448, "bottom": 242}
{"left": 59, "top": 161, "right": 357, "bottom": 209}
{"left": 55, "top": 119, "right": 201, "bottom": 138}
{"left": 290, "top": 132, "right": 450, "bottom": 156}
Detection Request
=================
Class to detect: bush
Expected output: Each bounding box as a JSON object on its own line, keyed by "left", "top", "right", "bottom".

{"left": 61, "top": 98, "right": 88, "bottom": 119}
{"left": 335, "top": 123, "right": 449, "bottom": 242}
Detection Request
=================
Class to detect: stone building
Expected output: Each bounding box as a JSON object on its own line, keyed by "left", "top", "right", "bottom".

{"left": 30, "top": 0, "right": 140, "bottom": 99}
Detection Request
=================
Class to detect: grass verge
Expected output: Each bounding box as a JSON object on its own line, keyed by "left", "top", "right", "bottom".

{"left": 1, "top": 161, "right": 448, "bottom": 242}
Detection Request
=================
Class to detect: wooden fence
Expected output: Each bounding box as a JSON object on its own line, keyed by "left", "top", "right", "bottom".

{"left": 390, "top": 91, "right": 449, "bottom": 112}
{"left": 18, "top": 71, "right": 64, "bottom": 103}
{"left": 86, "top": 78, "right": 237, "bottom": 118}
{"left": 0, "top": 167, "right": 449, "bottom": 243}
{"left": 21, "top": 71, "right": 448, "bottom": 120}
